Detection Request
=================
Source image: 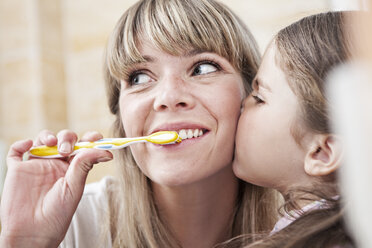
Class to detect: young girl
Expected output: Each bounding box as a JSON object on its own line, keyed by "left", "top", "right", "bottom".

{"left": 233, "top": 11, "right": 356, "bottom": 247}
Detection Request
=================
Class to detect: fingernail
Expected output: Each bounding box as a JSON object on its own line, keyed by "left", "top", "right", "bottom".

{"left": 59, "top": 142, "right": 71, "bottom": 153}
{"left": 47, "top": 134, "right": 55, "bottom": 141}
{"left": 97, "top": 157, "right": 113, "bottom": 163}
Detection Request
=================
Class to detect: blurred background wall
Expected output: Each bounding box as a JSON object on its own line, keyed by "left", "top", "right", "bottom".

{"left": 1, "top": 0, "right": 359, "bottom": 184}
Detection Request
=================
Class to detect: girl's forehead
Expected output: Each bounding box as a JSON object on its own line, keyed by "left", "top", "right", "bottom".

{"left": 258, "top": 44, "right": 278, "bottom": 75}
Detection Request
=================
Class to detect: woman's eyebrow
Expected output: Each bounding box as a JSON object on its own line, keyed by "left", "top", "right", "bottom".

{"left": 142, "top": 55, "right": 155, "bottom": 63}
{"left": 184, "top": 49, "right": 203, "bottom": 57}
{"left": 140, "top": 49, "right": 203, "bottom": 63}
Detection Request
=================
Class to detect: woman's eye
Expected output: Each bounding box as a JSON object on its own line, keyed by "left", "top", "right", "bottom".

{"left": 192, "top": 63, "right": 218, "bottom": 76}
{"left": 130, "top": 73, "right": 152, "bottom": 85}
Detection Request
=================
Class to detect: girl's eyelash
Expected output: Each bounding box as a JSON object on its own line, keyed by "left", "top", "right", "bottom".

{"left": 252, "top": 94, "right": 264, "bottom": 104}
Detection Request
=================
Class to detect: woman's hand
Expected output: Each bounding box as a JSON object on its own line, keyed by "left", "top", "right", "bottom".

{"left": 0, "top": 130, "right": 113, "bottom": 248}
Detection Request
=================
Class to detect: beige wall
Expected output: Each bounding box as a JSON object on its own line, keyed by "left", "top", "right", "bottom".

{"left": 0, "top": 0, "right": 331, "bottom": 184}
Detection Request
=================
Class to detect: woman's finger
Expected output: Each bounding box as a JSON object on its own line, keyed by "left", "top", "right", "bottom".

{"left": 34, "top": 130, "right": 57, "bottom": 147}
{"left": 56, "top": 130, "right": 78, "bottom": 156}
{"left": 64, "top": 149, "right": 113, "bottom": 200}
{"left": 80, "top": 131, "right": 104, "bottom": 142}
{"left": 7, "top": 139, "right": 33, "bottom": 164}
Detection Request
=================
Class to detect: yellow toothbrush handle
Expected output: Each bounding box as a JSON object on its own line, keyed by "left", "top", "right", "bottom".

{"left": 29, "top": 144, "right": 86, "bottom": 158}
{"left": 28, "top": 139, "right": 138, "bottom": 158}
{"left": 28, "top": 131, "right": 181, "bottom": 158}
{"left": 29, "top": 146, "right": 60, "bottom": 157}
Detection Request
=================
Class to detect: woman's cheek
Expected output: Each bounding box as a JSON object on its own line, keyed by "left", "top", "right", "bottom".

{"left": 119, "top": 93, "right": 149, "bottom": 136}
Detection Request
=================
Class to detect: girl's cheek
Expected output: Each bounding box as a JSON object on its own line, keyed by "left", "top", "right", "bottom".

{"left": 239, "top": 107, "right": 250, "bottom": 126}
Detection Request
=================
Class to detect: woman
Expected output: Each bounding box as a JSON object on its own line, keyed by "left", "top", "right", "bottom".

{"left": 0, "top": 0, "right": 277, "bottom": 247}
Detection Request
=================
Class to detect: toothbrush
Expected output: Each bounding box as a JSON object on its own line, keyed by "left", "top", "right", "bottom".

{"left": 29, "top": 131, "right": 182, "bottom": 159}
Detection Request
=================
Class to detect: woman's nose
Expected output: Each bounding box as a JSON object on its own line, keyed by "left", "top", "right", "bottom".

{"left": 153, "top": 76, "right": 195, "bottom": 112}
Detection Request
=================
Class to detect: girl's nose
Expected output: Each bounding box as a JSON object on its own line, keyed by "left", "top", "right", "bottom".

{"left": 153, "top": 76, "right": 196, "bottom": 112}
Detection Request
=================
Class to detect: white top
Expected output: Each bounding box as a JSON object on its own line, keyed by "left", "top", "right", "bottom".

{"left": 59, "top": 177, "right": 113, "bottom": 248}
{"left": 270, "top": 199, "right": 331, "bottom": 234}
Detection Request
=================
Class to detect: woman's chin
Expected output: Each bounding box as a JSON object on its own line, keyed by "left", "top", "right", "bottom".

{"left": 149, "top": 171, "right": 201, "bottom": 188}
{"left": 147, "top": 163, "right": 232, "bottom": 188}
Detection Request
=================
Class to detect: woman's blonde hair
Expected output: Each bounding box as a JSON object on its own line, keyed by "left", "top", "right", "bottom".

{"left": 103, "top": 0, "right": 277, "bottom": 247}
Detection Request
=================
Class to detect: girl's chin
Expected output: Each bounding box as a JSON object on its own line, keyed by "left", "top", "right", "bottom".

{"left": 232, "top": 159, "right": 250, "bottom": 181}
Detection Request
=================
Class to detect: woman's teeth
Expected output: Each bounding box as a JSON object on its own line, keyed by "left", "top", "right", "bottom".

{"left": 178, "top": 129, "right": 204, "bottom": 140}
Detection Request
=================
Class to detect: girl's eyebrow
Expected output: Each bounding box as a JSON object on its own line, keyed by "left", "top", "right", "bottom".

{"left": 252, "top": 78, "right": 259, "bottom": 90}
{"left": 255, "top": 77, "right": 271, "bottom": 92}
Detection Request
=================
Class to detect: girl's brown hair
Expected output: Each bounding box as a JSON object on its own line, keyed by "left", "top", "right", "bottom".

{"left": 240, "top": 11, "right": 356, "bottom": 248}
{"left": 103, "top": 0, "right": 278, "bottom": 247}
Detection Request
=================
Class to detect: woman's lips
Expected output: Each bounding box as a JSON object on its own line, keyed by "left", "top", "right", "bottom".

{"left": 177, "top": 128, "right": 206, "bottom": 139}
{"left": 152, "top": 129, "right": 209, "bottom": 148}
{"left": 148, "top": 123, "right": 210, "bottom": 147}
{"left": 150, "top": 123, "right": 210, "bottom": 135}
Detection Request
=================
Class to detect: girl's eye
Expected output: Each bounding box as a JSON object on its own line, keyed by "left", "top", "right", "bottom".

{"left": 130, "top": 72, "right": 152, "bottom": 85}
{"left": 192, "top": 62, "right": 219, "bottom": 76}
{"left": 252, "top": 94, "right": 264, "bottom": 104}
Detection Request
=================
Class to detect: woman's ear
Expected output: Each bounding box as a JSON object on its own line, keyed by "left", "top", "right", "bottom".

{"left": 304, "top": 135, "right": 343, "bottom": 177}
